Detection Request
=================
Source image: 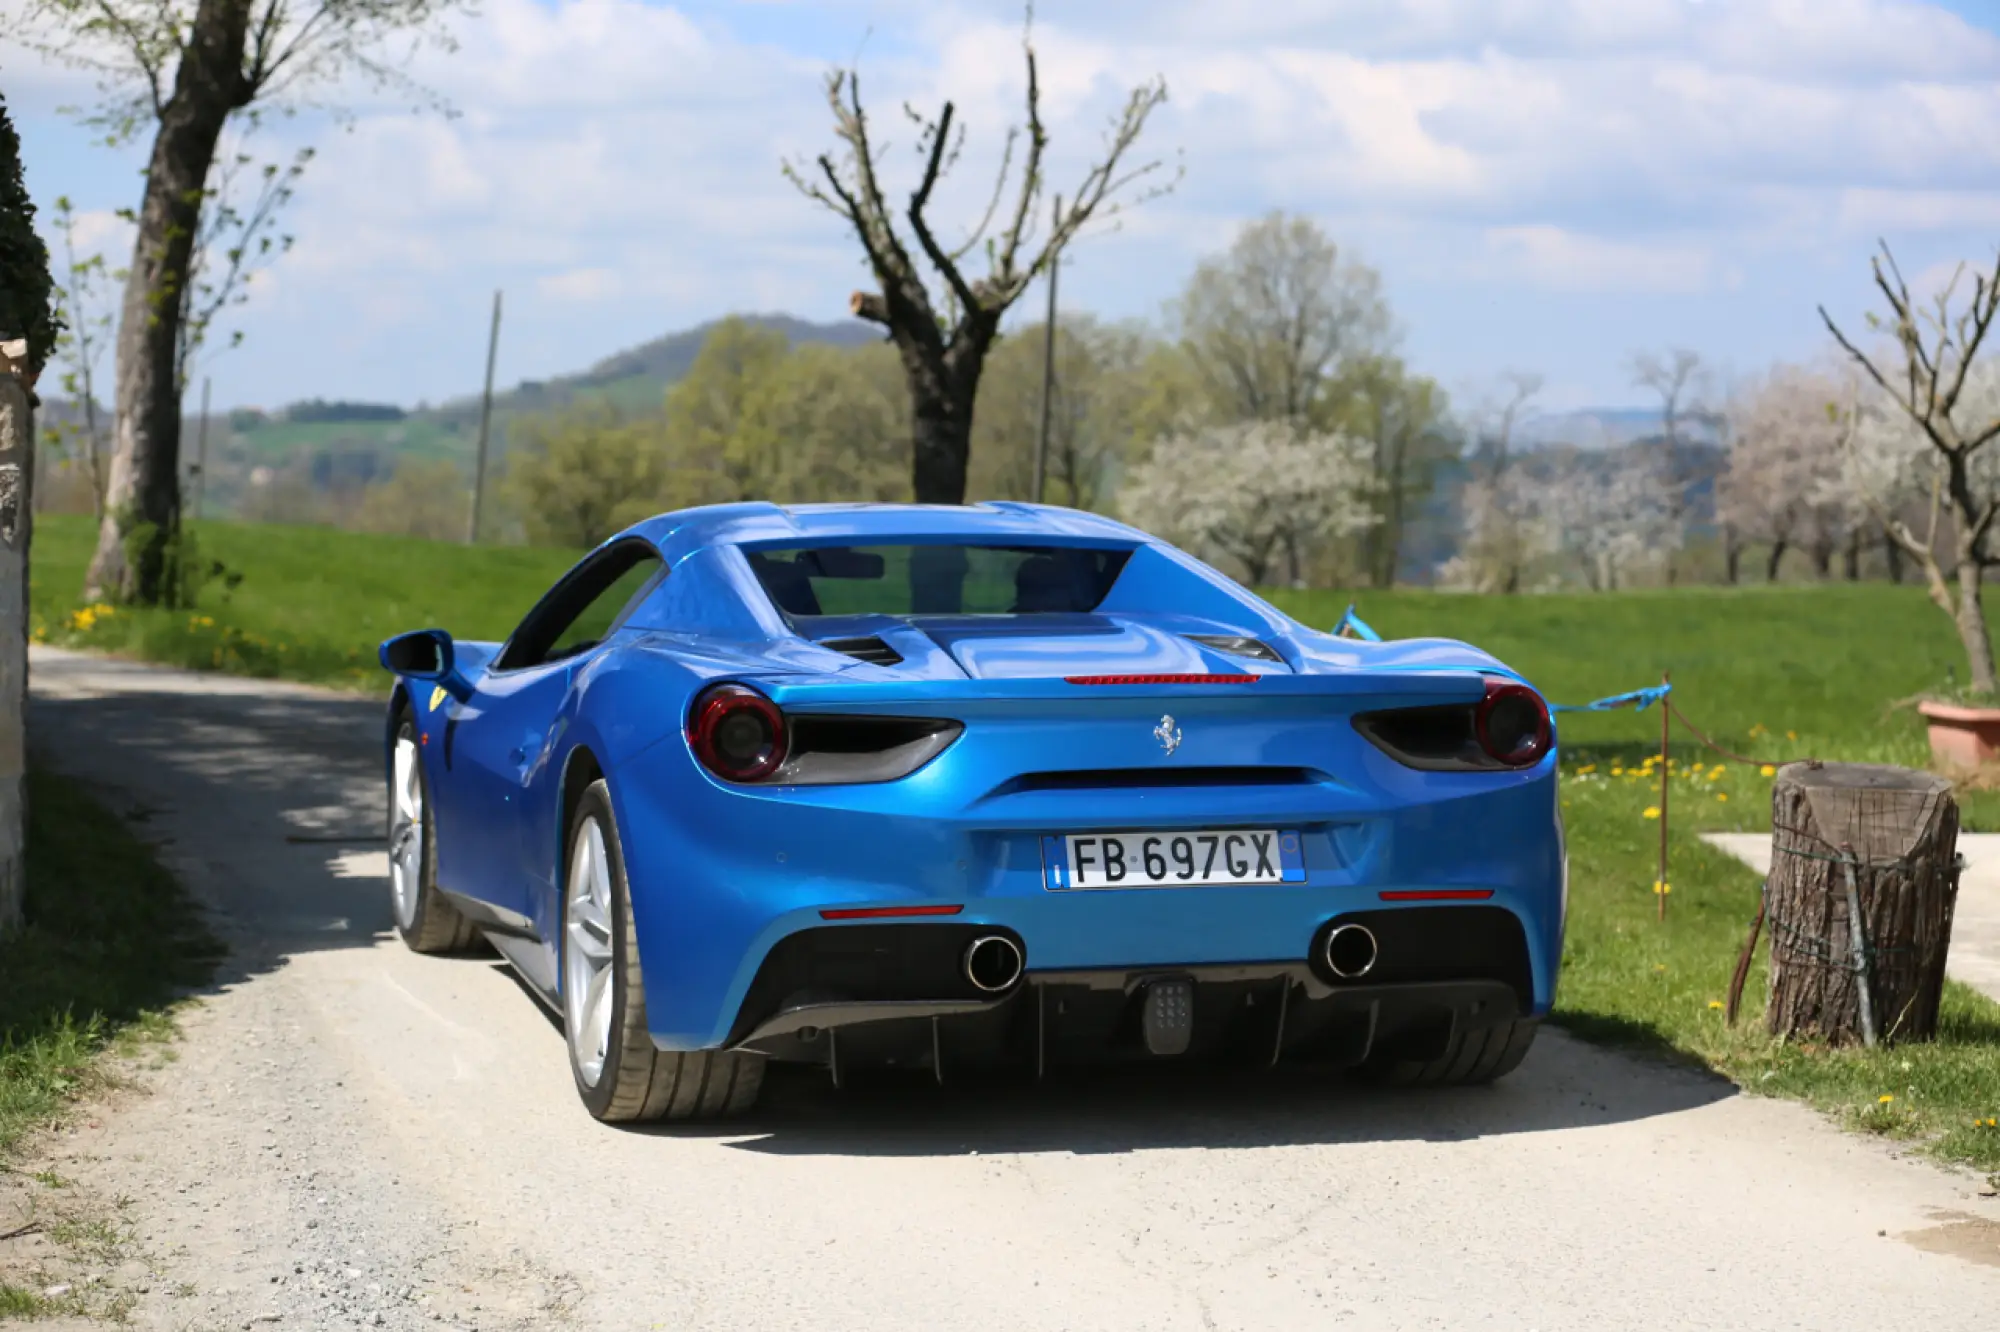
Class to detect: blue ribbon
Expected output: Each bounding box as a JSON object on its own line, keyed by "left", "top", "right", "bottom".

{"left": 1332, "top": 604, "right": 1381, "bottom": 642}
{"left": 1548, "top": 684, "right": 1673, "bottom": 714}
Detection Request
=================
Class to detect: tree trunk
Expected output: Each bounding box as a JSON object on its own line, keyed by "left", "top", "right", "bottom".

{"left": 1843, "top": 528, "right": 1862, "bottom": 581}
{"left": 83, "top": 0, "right": 250, "bottom": 604}
{"left": 1885, "top": 530, "right": 1904, "bottom": 584}
{"left": 0, "top": 362, "right": 30, "bottom": 934}
{"left": 1765, "top": 763, "right": 1958, "bottom": 1045}
{"left": 1723, "top": 524, "right": 1741, "bottom": 585}
{"left": 1810, "top": 542, "right": 1833, "bottom": 579}
{"left": 1766, "top": 539, "right": 1787, "bottom": 583}
{"left": 1954, "top": 560, "right": 1999, "bottom": 694}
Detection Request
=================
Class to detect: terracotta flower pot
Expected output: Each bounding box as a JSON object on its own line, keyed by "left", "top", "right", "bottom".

{"left": 1917, "top": 698, "right": 2000, "bottom": 770}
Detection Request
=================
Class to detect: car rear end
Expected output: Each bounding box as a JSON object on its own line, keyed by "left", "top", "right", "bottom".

{"left": 615, "top": 657, "right": 1562, "bottom": 1082}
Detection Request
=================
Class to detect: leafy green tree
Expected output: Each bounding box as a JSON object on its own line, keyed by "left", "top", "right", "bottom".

{"left": 1326, "top": 356, "right": 1454, "bottom": 586}
{"left": 0, "top": 92, "right": 60, "bottom": 376}
{"left": 503, "top": 404, "right": 683, "bottom": 549}
{"left": 352, "top": 459, "right": 470, "bottom": 542}
{"left": 969, "top": 316, "right": 1166, "bottom": 511}
{"left": 659, "top": 318, "right": 792, "bottom": 500}
{"left": 1177, "top": 211, "right": 1391, "bottom": 426}
{"left": 732, "top": 342, "right": 910, "bottom": 504}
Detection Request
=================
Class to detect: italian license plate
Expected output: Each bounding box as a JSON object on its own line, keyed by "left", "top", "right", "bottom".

{"left": 1040, "top": 829, "right": 1306, "bottom": 891}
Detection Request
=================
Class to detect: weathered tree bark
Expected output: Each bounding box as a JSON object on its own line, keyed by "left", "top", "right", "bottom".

{"left": 1884, "top": 528, "right": 1903, "bottom": 584}
{"left": 1843, "top": 528, "right": 1862, "bottom": 581}
{"left": 1723, "top": 524, "right": 1741, "bottom": 585}
{"left": 0, "top": 347, "right": 34, "bottom": 934}
{"left": 1765, "top": 539, "right": 1787, "bottom": 582}
{"left": 84, "top": 0, "right": 253, "bottom": 604}
{"left": 1765, "top": 762, "right": 1959, "bottom": 1046}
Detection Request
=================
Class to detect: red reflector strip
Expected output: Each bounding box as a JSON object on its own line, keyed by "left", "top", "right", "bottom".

{"left": 1063, "top": 673, "right": 1258, "bottom": 685}
{"left": 1377, "top": 890, "right": 1495, "bottom": 902}
{"left": 818, "top": 904, "right": 965, "bottom": 920}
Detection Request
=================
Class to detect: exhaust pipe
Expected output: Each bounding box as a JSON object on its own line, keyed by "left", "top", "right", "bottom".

{"left": 964, "top": 935, "right": 1025, "bottom": 993}
{"left": 1324, "top": 923, "right": 1378, "bottom": 980}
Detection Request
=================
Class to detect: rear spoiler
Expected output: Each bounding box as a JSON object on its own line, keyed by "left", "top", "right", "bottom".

{"left": 759, "top": 669, "right": 1496, "bottom": 713}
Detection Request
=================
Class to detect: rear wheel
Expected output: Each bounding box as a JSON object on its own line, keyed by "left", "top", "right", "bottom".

{"left": 561, "top": 780, "right": 764, "bottom": 1123}
{"left": 388, "top": 713, "right": 477, "bottom": 954}
{"left": 1357, "top": 1018, "right": 1539, "bottom": 1088}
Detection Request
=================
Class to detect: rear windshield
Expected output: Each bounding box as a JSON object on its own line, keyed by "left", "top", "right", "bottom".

{"left": 745, "top": 544, "right": 1132, "bottom": 618}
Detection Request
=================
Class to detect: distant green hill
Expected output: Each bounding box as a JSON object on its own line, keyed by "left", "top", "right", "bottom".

{"left": 217, "top": 312, "right": 879, "bottom": 469}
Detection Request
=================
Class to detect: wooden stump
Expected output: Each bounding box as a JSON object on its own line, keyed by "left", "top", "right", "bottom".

{"left": 1765, "top": 762, "right": 1960, "bottom": 1046}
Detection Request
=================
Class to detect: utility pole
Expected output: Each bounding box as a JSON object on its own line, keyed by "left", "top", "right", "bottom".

{"left": 1033, "top": 194, "right": 1062, "bottom": 506}
{"left": 467, "top": 289, "right": 503, "bottom": 545}
{"left": 191, "top": 376, "right": 211, "bottom": 521}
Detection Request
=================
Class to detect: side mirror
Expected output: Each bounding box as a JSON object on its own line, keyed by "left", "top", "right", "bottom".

{"left": 379, "top": 628, "right": 455, "bottom": 680}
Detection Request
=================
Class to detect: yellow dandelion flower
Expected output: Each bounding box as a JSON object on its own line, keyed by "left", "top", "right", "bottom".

{"left": 1578, "top": 764, "right": 1597, "bottom": 774}
{"left": 1653, "top": 881, "right": 1670, "bottom": 895}
{"left": 1643, "top": 806, "right": 1661, "bottom": 819}
{"left": 1759, "top": 764, "right": 1776, "bottom": 777}
{"left": 1787, "top": 730, "right": 1798, "bottom": 741}
{"left": 1878, "top": 1094, "right": 1894, "bottom": 1104}
{"left": 1716, "top": 793, "right": 1729, "bottom": 802}
{"left": 1653, "top": 962, "right": 1668, "bottom": 971}
{"left": 1708, "top": 1000, "right": 1724, "bottom": 1010}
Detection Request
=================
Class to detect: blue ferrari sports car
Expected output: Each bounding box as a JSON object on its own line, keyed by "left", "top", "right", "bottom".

{"left": 378, "top": 501, "right": 1564, "bottom": 1122}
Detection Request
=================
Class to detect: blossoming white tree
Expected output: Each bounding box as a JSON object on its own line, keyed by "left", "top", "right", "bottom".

{"left": 1822, "top": 244, "right": 2000, "bottom": 692}
{"left": 1538, "top": 447, "right": 1684, "bottom": 591}
{"left": 1118, "top": 419, "right": 1378, "bottom": 586}
{"left": 1717, "top": 362, "right": 1861, "bottom": 580}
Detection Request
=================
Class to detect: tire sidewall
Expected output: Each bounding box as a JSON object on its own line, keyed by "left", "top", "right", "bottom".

{"left": 391, "top": 711, "right": 439, "bottom": 941}
{"left": 565, "top": 780, "right": 640, "bottom": 1120}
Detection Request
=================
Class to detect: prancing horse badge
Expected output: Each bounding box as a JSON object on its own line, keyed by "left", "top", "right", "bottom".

{"left": 1154, "top": 714, "right": 1182, "bottom": 756}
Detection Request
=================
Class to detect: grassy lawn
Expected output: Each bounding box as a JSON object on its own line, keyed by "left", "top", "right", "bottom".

{"left": 23, "top": 519, "right": 2000, "bottom": 1172}
{"left": 31, "top": 514, "right": 577, "bottom": 688}
{"left": 0, "top": 770, "right": 219, "bottom": 1162}
{"left": 0, "top": 769, "right": 218, "bottom": 1318}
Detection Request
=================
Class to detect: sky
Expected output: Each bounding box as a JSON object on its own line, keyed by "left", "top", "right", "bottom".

{"left": 9, "top": 0, "right": 2000, "bottom": 415}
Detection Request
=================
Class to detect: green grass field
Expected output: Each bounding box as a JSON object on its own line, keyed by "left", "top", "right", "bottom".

{"left": 0, "top": 770, "right": 221, "bottom": 1159}
{"left": 24, "top": 516, "right": 2000, "bottom": 1171}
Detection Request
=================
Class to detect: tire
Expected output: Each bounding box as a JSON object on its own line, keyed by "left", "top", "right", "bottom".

{"left": 1357, "top": 1017, "right": 1539, "bottom": 1088}
{"left": 388, "top": 711, "right": 479, "bottom": 954}
{"left": 560, "top": 779, "right": 765, "bottom": 1123}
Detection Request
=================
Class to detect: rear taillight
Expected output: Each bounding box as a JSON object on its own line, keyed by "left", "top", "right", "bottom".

{"left": 1474, "top": 679, "right": 1551, "bottom": 767}
{"left": 1353, "top": 677, "right": 1552, "bottom": 773}
{"left": 689, "top": 684, "right": 787, "bottom": 782}
{"left": 688, "top": 685, "right": 961, "bottom": 785}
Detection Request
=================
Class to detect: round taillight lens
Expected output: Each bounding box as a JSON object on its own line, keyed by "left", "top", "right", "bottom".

{"left": 689, "top": 684, "right": 787, "bottom": 782}
{"left": 1475, "top": 680, "right": 1551, "bottom": 767}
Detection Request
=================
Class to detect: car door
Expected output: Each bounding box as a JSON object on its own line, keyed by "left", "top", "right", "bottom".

{"left": 440, "top": 540, "right": 664, "bottom": 936}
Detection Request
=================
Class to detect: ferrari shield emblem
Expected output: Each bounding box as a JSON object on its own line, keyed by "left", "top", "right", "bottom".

{"left": 428, "top": 685, "right": 448, "bottom": 712}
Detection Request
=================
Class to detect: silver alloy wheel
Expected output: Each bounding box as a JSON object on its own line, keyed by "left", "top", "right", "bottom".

{"left": 389, "top": 733, "right": 424, "bottom": 931}
{"left": 564, "top": 816, "right": 617, "bottom": 1089}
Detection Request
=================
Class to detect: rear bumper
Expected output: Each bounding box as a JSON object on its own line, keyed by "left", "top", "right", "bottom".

{"left": 610, "top": 732, "right": 1564, "bottom": 1051}
{"left": 734, "top": 969, "right": 1521, "bottom": 1075}
{"left": 722, "top": 910, "right": 1531, "bottom": 1074}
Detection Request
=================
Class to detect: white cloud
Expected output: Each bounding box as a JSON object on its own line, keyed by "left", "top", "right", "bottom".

{"left": 537, "top": 267, "right": 619, "bottom": 303}
{"left": 12, "top": 0, "right": 2000, "bottom": 408}
{"left": 1481, "top": 225, "right": 1719, "bottom": 293}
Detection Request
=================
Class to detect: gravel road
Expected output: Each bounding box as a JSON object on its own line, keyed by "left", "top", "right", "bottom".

{"left": 13, "top": 646, "right": 2000, "bottom": 1331}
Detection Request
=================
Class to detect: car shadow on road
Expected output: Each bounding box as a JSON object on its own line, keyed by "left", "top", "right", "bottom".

{"left": 28, "top": 666, "right": 414, "bottom": 994}
{"left": 636, "top": 1030, "right": 1737, "bottom": 1157}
